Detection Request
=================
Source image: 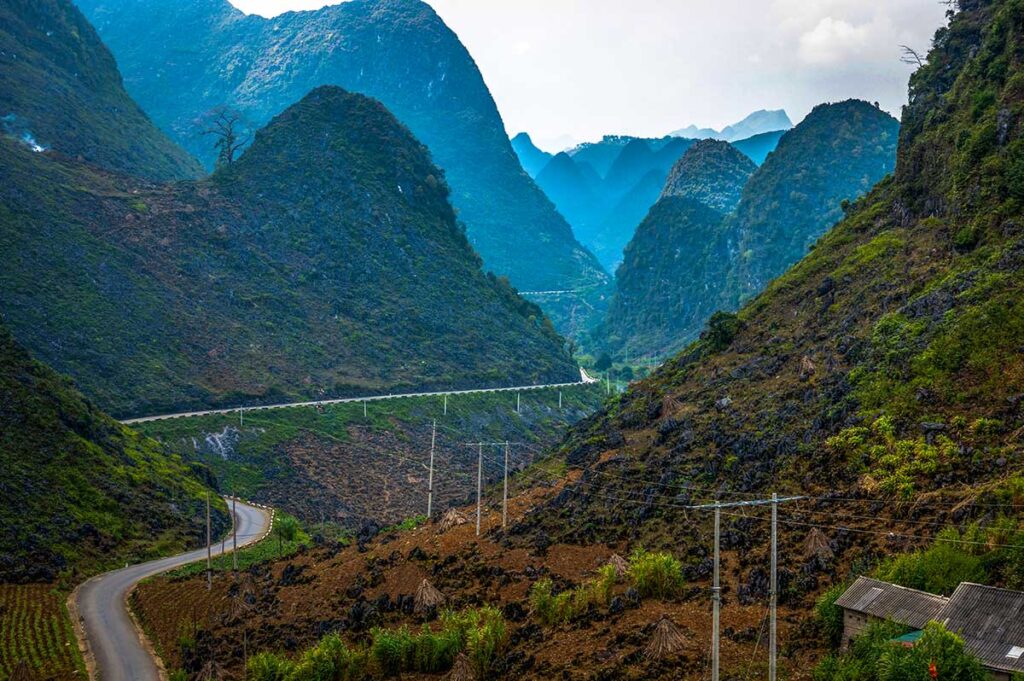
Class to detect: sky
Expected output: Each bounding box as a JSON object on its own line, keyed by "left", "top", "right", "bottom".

{"left": 227, "top": 0, "right": 949, "bottom": 152}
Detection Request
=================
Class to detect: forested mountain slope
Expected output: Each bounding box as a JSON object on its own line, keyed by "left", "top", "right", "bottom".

{"left": 0, "top": 0, "right": 201, "bottom": 180}
{"left": 73, "top": 0, "right": 607, "bottom": 296}
{"left": 0, "top": 87, "right": 579, "bottom": 418}
{"left": 601, "top": 141, "right": 756, "bottom": 358}
{"left": 0, "top": 324, "right": 225, "bottom": 583}
{"left": 534, "top": 0, "right": 1024, "bottom": 557}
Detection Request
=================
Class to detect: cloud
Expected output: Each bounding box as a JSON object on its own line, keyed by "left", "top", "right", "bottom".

{"left": 798, "top": 17, "right": 871, "bottom": 65}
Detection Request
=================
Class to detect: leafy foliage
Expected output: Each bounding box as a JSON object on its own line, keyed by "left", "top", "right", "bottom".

{"left": 246, "top": 606, "right": 507, "bottom": 680}
{"left": 627, "top": 548, "right": 684, "bottom": 599}
{"left": 529, "top": 565, "right": 619, "bottom": 626}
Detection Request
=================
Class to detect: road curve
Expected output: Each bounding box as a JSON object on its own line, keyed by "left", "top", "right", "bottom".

{"left": 122, "top": 368, "right": 600, "bottom": 425}
{"left": 75, "top": 499, "right": 272, "bottom": 681}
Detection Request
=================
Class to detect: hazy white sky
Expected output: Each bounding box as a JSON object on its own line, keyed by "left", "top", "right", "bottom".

{"left": 228, "top": 0, "right": 948, "bottom": 151}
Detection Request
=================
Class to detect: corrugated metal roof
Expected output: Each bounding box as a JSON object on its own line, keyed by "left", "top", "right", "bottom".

{"left": 835, "top": 577, "right": 949, "bottom": 629}
{"left": 938, "top": 583, "right": 1024, "bottom": 674}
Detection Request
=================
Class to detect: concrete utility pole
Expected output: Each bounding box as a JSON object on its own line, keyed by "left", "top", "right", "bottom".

{"left": 516, "top": 392, "right": 520, "bottom": 414}
{"left": 502, "top": 441, "right": 509, "bottom": 529}
{"left": 232, "top": 495, "right": 238, "bottom": 571}
{"left": 558, "top": 390, "right": 562, "bottom": 409}
{"left": 363, "top": 400, "right": 367, "bottom": 418}
{"left": 476, "top": 443, "right": 483, "bottom": 536}
{"left": 685, "top": 494, "right": 803, "bottom": 681}
{"left": 206, "top": 492, "right": 212, "bottom": 591}
{"left": 443, "top": 394, "right": 447, "bottom": 416}
{"left": 427, "top": 420, "right": 437, "bottom": 518}
{"left": 770, "top": 492, "right": 779, "bottom": 681}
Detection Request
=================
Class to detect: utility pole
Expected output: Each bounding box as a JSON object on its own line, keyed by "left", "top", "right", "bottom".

{"left": 713, "top": 505, "right": 720, "bottom": 681}
{"left": 685, "top": 494, "right": 803, "bottom": 681}
{"left": 443, "top": 394, "right": 447, "bottom": 416}
{"left": 476, "top": 442, "right": 483, "bottom": 536}
{"left": 239, "top": 408, "right": 243, "bottom": 427}
{"left": 502, "top": 441, "right": 509, "bottom": 529}
{"left": 206, "top": 492, "right": 212, "bottom": 591}
{"left": 558, "top": 390, "right": 562, "bottom": 409}
{"left": 232, "top": 495, "right": 238, "bottom": 571}
{"left": 770, "top": 492, "right": 779, "bottom": 681}
{"left": 516, "top": 392, "right": 520, "bottom": 414}
{"left": 363, "top": 400, "right": 367, "bottom": 418}
{"left": 427, "top": 420, "right": 436, "bottom": 518}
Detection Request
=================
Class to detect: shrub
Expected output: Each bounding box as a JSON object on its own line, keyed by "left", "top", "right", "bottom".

{"left": 875, "top": 528, "right": 986, "bottom": 595}
{"left": 370, "top": 626, "right": 414, "bottom": 676}
{"left": 703, "top": 311, "right": 742, "bottom": 352}
{"left": 462, "top": 606, "right": 508, "bottom": 678}
{"left": 628, "top": 547, "right": 684, "bottom": 599}
{"left": 815, "top": 581, "right": 849, "bottom": 648}
{"left": 248, "top": 652, "right": 294, "bottom": 681}
{"left": 878, "top": 622, "right": 988, "bottom": 681}
{"left": 529, "top": 565, "right": 621, "bottom": 626}
{"left": 811, "top": 620, "right": 906, "bottom": 681}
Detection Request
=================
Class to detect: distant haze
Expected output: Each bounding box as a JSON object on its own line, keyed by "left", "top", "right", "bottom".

{"left": 228, "top": 0, "right": 948, "bottom": 152}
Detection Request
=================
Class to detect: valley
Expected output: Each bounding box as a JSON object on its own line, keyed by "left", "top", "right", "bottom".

{"left": 2, "top": 0, "right": 1023, "bottom": 679}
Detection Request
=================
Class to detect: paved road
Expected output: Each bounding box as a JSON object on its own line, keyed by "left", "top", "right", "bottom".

{"left": 122, "top": 368, "right": 599, "bottom": 425}
{"left": 75, "top": 499, "right": 272, "bottom": 681}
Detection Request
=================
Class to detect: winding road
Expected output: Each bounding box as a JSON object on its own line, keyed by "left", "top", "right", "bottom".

{"left": 74, "top": 499, "right": 272, "bottom": 681}
{"left": 122, "top": 368, "right": 599, "bottom": 425}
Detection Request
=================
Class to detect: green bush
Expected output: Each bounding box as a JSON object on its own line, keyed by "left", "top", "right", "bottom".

{"left": 812, "top": 620, "right": 906, "bottom": 681}
{"left": 875, "top": 528, "right": 986, "bottom": 595}
{"left": 248, "top": 652, "right": 294, "bottom": 681}
{"left": 878, "top": 622, "right": 988, "bottom": 681}
{"left": 815, "top": 581, "right": 849, "bottom": 648}
{"left": 628, "top": 547, "right": 684, "bottom": 599}
{"left": 529, "top": 564, "right": 620, "bottom": 626}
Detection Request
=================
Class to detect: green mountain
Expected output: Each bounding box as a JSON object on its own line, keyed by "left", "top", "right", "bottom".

{"left": 601, "top": 101, "right": 899, "bottom": 359}
{"left": 0, "top": 0, "right": 202, "bottom": 180}
{"left": 729, "top": 100, "right": 900, "bottom": 300}
{"left": 528, "top": 0, "right": 1024, "bottom": 570}
{"left": 0, "top": 323, "right": 225, "bottom": 583}
{"left": 600, "top": 141, "right": 756, "bottom": 358}
{"left": 73, "top": 0, "right": 607, "bottom": 297}
{"left": 0, "top": 84, "right": 580, "bottom": 418}
{"left": 510, "top": 132, "right": 552, "bottom": 177}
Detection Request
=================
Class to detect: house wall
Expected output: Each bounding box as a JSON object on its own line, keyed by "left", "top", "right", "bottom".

{"left": 841, "top": 609, "right": 873, "bottom": 650}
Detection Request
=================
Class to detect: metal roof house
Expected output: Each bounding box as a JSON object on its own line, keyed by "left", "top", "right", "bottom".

{"left": 939, "top": 583, "right": 1024, "bottom": 680}
{"left": 835, "top": 577, "right": 1024, "bottom": 680}
{"left": 834, "top": 577, "right": 949, "bottom": 646}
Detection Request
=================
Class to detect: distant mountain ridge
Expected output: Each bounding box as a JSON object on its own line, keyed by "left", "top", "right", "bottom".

{"left": 670, "top": 108, "right": 793, "bottom": 141}
{"left": 510, "top": 132, "right": 553, "bottom": 177}
{"left": 73, "top": 0, "right": 607, "bottom": 298}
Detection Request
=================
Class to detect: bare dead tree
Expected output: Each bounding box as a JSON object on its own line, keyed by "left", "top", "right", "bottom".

{"left": 900, "top": 44, "right": 926, "bottom": 67}
{"left": 197, "top": 105, "right": 252, "bottom": 168}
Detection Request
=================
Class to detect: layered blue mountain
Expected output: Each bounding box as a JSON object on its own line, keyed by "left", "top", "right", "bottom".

{"left": 670, "top": 109, "right": 793, "bottom": 141}
{"left": 510, "top": 132, "right": 553, "bottom": 177}
{"left": 73, "top": 0, "right": 607, "bottom": 298}
{"left": 602, "top": 101, "right": 899, "bottom": 359}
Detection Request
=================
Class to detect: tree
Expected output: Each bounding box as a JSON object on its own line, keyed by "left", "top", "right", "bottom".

{"left": 197, "top": 105, "right": 252, "bottom": 168}
{"left": 594, "top": 353, "right": 613, "bottom": 372}
{"left": 900, "top": 45, "right": 926, "bottom": 67}
{"left": 272, "top": 515, "right": 299, "bottom": 556}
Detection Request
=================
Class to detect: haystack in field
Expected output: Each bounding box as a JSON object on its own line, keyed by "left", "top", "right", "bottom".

{"left": 645, "top": 616, "right": 687, "bottom": 660}
{"left": 446, "top": 652, "right": 475, "bottom": 681}
{"left": 606, "top": 553, "right": 630, "bottom": 578}
{"left": 414, "top": 578, "right": 447, "bottom": 614}
{"left": 438, "top": 508, "right": 468, "bottom": 532}
{"left": 802, "top": 527, "right": 834, "bottom": 561}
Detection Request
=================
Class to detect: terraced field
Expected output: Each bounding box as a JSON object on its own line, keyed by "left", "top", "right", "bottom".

{"left": 0, "top": 584, "right": 83, "bottom": 679}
